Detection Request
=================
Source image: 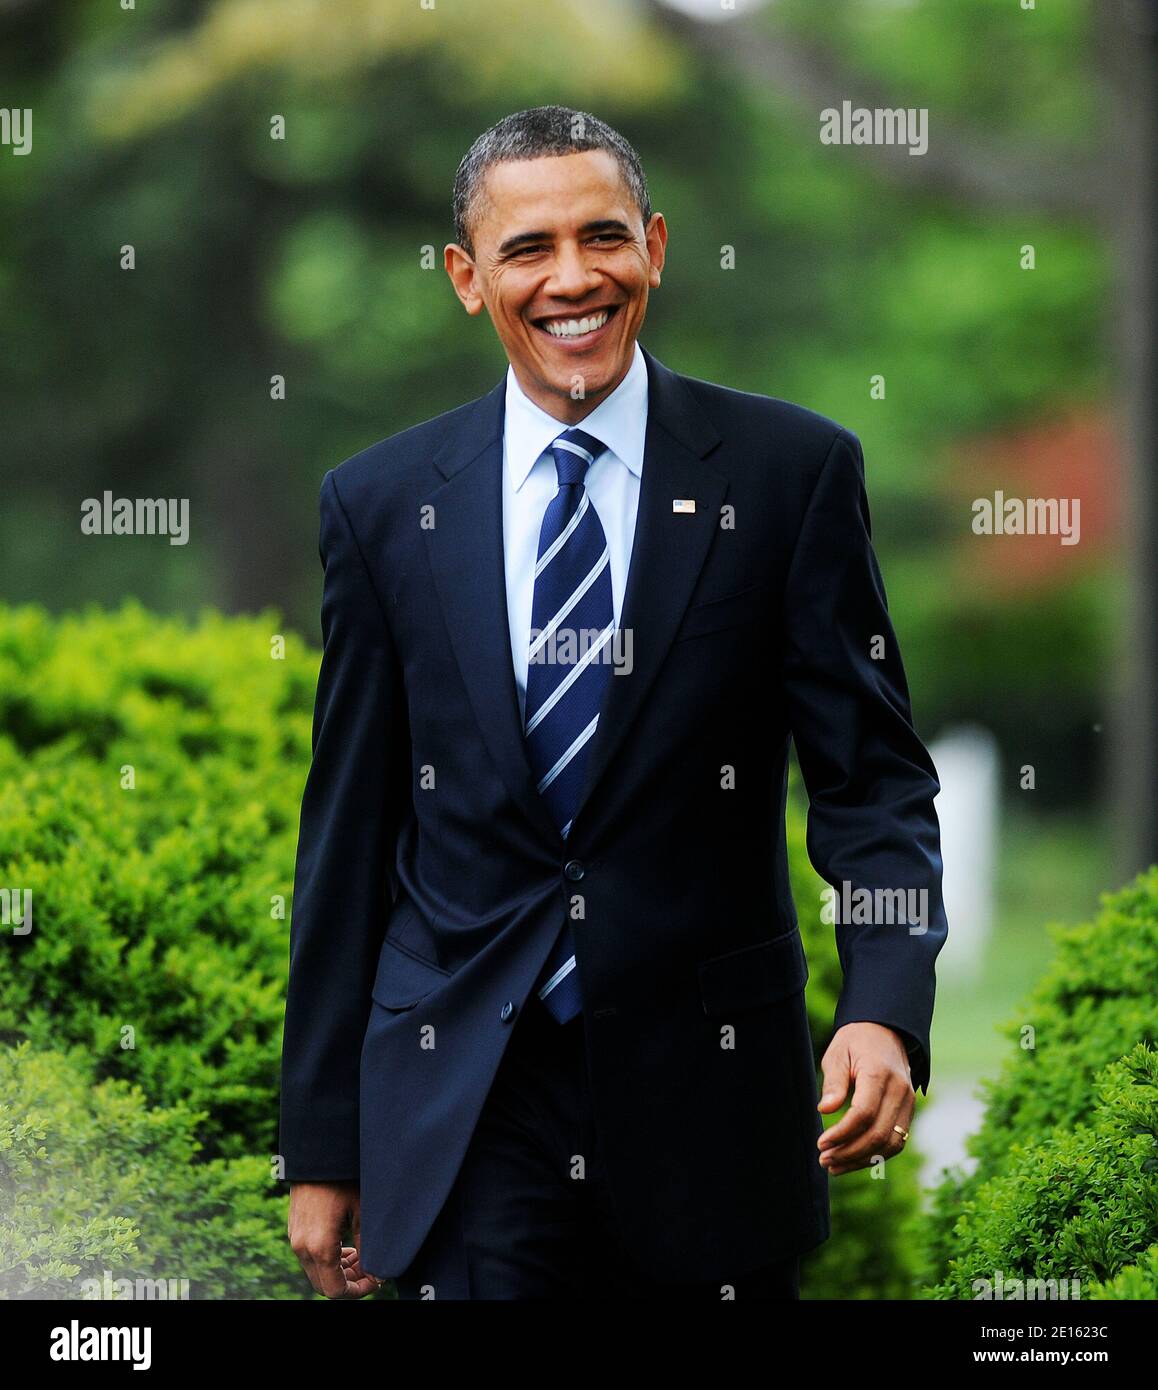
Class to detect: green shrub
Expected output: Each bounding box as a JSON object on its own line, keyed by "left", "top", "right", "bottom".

{"left": 923, "top": 1044, "right": 1158, "bottom": 1298}
{"left": 919, "top": 869, "right": 1158, "bottom": 1298}
{"left": 1086, "top": 1243, "right": 1158, "bottom": 1299}
{"left": 0, "top": 602, "right": 317, "bottom": 1298}
{"left": 0, "top": 601, "right": 921, "bottom": 1298}
{"left": 0, "top": 1043, "right": 304, "bottom": 1299}
{"left": 0, "top": 601, "right": 314, "bottom": 1160}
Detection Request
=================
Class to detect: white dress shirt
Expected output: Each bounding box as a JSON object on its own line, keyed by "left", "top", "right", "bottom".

{"left": 502, "top": 340, "right": 648, "bottom": 720}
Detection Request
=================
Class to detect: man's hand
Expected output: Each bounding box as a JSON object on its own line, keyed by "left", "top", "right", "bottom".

{"left": 288, "top": 1181, "right": 381, "bottom": 1299}
{"left": 815, "top": 1022, "right": 915, "bottom": 1175}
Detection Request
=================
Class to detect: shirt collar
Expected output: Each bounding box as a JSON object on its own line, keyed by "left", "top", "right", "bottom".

{"left": 504, "top": 339, "right": 648, "bottom": 493}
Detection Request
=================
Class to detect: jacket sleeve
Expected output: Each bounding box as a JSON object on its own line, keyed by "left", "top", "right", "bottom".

{"left": 781, "top": 428, "right": 947, "bottom": 1096}
{"left": 278, "top": 467, "right": 406, "bottom": 1179}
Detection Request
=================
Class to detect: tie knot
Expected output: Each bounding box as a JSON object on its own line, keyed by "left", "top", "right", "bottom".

{"left": 549, "top": 427, "right": 606, "bottom": 487}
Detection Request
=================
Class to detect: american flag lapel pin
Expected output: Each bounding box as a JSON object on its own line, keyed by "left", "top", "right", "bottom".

{"left": 672, "top": 498, "right": 696, "bottom": 514}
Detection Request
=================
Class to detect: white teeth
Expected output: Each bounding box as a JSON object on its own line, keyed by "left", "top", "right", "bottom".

{"left": 543, "top": 311, "right": 609, "bottom": 338}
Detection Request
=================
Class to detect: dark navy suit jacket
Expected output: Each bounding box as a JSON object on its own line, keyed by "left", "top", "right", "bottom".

{"left": 278, "top": 344, "right": 948, "bottom": 1283}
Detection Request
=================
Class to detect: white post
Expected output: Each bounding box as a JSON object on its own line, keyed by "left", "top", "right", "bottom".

{"left": 929, "top": 724, "right": 1000, "bottom": 986}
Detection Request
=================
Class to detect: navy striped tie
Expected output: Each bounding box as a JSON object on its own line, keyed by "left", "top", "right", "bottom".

{"left": 524, "top": 426, "right": 614, "bottom": 1024}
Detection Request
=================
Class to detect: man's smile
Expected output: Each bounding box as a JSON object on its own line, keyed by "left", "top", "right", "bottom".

{"left": 530, "top": 303, "right": 621, "bottom": 349}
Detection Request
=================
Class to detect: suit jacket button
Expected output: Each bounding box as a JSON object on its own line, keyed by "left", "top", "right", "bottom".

{"left": 564, "top": 859, "right": 585, "bottom": 881}
{"left": 500, "top": 1001, "right": 516, "bottom": 1023}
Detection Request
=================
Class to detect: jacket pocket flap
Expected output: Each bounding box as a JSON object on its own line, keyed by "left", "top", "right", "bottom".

{"left": 675, "top": 582, "right": 771, "bottom": 642}
{"left": 697, "top": 930, "right": 809, "bottom": 1017}
{"left": 371, "top": 937, "right": 451, "bottom": 1010}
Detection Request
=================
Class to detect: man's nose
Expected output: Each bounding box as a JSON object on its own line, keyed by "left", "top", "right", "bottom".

{"left": 543, "top": 242, "right": 601, "bottom": 298}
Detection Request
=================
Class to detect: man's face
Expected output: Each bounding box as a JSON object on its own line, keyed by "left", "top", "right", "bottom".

{"left": 445, "top": 149, "right": 666, "bottom": 423}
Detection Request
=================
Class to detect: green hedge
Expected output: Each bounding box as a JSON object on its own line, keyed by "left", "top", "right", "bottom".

{"left": 0, "top": 601, "right": 921, "bottom": 1298}
{"left": 0, "top": 1043, "right": 299, "bottom": 1299}
{"left": 918, "top": 869, "right": 1158, "bottom": 1299}
{"left": 0, "top": 602, "right": 319, "bottom": 1297}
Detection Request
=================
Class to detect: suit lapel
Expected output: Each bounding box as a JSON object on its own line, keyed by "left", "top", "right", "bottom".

{"left": 570, "top": 346, "right": 725, "bottom": 832}
{"left": 420, "top": 345, "right": 725, "bottom": 845}
{"left": 421, "top": 381, "right": 562, "bottom": 844}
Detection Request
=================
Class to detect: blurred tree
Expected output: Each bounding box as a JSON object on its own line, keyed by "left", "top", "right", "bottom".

{"left": 648, "top": 0, "right": 1153, "bottom": 869}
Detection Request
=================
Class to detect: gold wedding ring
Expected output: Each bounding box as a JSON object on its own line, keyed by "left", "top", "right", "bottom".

{"left": 893, "top": 1125, "right": 910, "bottom": 1143}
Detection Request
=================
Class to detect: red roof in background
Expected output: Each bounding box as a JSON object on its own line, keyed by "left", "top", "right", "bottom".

{"left": 950, "top": 411, "right": 1120, "bottom": 594}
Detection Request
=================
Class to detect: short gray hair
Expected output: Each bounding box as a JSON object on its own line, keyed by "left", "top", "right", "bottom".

{"left": 452, "top": 105, "right": 652, "bottom": 258}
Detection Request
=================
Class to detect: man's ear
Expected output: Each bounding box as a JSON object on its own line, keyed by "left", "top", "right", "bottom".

{"left": 645, "top": 212, "right": 668, "bottom": 287}
{"left": 444, "top": 244, "right": 486, "bottom": 316}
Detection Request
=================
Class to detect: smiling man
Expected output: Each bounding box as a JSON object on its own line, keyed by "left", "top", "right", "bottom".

{"left": 279, "top": 105, "right": 948, "bottom": 1301}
